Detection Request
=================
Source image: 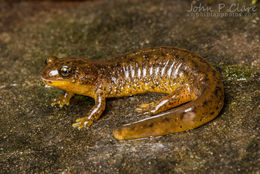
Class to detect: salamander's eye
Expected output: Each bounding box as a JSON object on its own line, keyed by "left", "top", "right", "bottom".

{"left": 59, "top": 65, "right": 72, "bottom": 77}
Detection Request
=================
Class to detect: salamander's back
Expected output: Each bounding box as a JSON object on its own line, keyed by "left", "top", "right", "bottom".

{"left": 102, "top": 47, "right": 215, "bottom": 98}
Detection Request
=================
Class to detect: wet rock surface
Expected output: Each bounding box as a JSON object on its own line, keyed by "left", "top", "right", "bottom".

{"left": 0, "top": 0, "right": 259, "bottom": 173}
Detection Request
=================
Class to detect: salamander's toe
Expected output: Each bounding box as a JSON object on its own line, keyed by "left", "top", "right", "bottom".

{"left": 72, "top": 122, "right": 83, "bottom": 130}
{"left": 135, "top": 102, "right": 155, "bottom": 116}
{"left": 51, "top": 96, "right": 70, "bottom": 108}
{"left": 72, "top": 117, "right": 93, "bottom": 130}
{"left": 136, "top": 103, "right": 149, "bottom": 112}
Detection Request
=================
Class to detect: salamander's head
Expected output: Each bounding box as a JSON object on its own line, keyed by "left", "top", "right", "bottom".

{"left": 41, "top": 57, "right": 97, "bottom": 92}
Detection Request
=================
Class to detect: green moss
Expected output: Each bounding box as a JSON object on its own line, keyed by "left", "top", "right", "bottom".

{"left": 252, "top": 0, "right": 258, "bottom": 4}
{"left": 221, "top": 65, "right": 254, "bottom": 81}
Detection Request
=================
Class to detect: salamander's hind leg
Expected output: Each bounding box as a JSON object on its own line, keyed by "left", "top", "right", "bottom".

{"left": 136, "top": 86, "right": 196, "bottom": 116}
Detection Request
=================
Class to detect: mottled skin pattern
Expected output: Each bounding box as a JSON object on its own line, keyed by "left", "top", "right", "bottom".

{"left": 41, "top": 47, "right": 224, "bottom": 140}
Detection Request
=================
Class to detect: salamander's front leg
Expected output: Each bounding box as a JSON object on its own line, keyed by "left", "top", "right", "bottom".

{"left": 72, "top": 92, "right": 106, "bottom": 130}
{"left": 51, "top": 92, "right": 74, "bottom": 108}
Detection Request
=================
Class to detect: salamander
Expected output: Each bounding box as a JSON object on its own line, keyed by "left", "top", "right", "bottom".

{"left": 41, "top": 46, "right": 224, "bottom": 140}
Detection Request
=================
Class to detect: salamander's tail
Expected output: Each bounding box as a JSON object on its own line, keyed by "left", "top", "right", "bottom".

{"left": 113, "top": 80, "right": 224, "bottom": 140}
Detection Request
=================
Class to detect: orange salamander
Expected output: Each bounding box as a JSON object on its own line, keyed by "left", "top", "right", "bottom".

{"left": 41, "top": 47, "right": 224, "bottom": 140}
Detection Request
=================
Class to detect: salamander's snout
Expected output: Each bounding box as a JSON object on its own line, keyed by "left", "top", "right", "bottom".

{"left": 41, "top": 56, "right": 59, "bottom": 82}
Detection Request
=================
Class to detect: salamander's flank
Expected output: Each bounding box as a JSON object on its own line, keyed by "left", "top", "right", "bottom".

{"left": 41, "top": 46, "right": 224, "bottom": 140}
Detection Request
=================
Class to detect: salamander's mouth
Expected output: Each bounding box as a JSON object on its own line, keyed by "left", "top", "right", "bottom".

{"left": 41, "top": 77, "right": 53, "bottom": 85}
{"left": 41, "top": 77, "right": 70, "bottom": 90}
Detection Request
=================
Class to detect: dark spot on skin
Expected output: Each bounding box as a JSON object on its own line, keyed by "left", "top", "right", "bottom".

{"left": 203, "top": 77, "right": 209, "bottom": 83}
{"left": 182, "top": 70, "right": 189, "bottom": 76}
{"left": 148, "top": 123, "right": 154, "bottom": 128}
{"left": 128, "top": 58, "right": 134, "bottom": 62}
{"left": 164, "top": 117, "right": 170, "bottom": 122}
{"left": 214, "top": 86, "right": 221, "bottom": 96}
{"left": 130, "top": 126, "right": 136, "bottom": 131}
{"left": 203, "top": 100, "right": 208, "bottom": 106}
{"left": 160, "top": 52, "right": 166, "bottom": 57}
{"left": 191, "top": 59, "right": 196, "bottom": 65}
{"left": 180, "top": 57, "right": 185, "bottom": 62}
{"left": 216, "top": 106, "right": 219, "bottom": 110}
{"left": 200, "top": 118, "right": 202, "bottom": 121}
{"left": 143, "top": 54, "right": 149, "bottom": 60}
{"left": 180, "top": 125, "right": 182, "bottom": 128}
{"left": 48, "top": 81, "right": 52, "bottom": 84}
{"left": 210, "top": 112, "right": 215, "bottom": 115}
{"left": 180, "top": 113, "right": 184, "bottom": 120}
{"left": 194, "top": 64, "right": 199, "bottom": 70}
{"left": 191, "top": 67, "right": 196, "bottom": 73}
